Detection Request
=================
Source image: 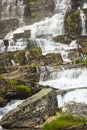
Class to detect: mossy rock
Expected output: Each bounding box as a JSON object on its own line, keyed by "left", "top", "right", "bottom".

{"left": 53, "top": 35, "right": 73, "bottom": 44}
{"left": 43, "top": 53, "right": 63, "bottom": 65}
{"left": 65, "top": 9, "right": 81, "bottom": 36}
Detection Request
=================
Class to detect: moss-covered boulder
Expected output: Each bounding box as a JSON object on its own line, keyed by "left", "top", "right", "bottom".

{"left": 53, "top": 35, "right": 73, "bottom": 44}
{"left": 0, "top": 47, "right": 42, "bottom": 69}
{"left": 64, "top": 10, "right": 81, "bottom": 36}
{"left": 43, "top": 53, "right": 62, "bottom": 65}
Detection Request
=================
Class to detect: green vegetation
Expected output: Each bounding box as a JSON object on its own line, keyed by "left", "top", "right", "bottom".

{"left": 83, "top": 56, "right": 87, "bottom": 67}
{"left": 30, "top": 47, "right": 42, "bottom": 59}
{"left": 15, "top": 85, "right": 31, "bottom": 96}
{"left": 75, "top": 58, "right": 83, "bottom": 64}
{"left": 65, "top": 9, "right": 81, "bottom": 35}
{"left": 0, "top": 96, "right": 5, "bottom": 104}
{"left": 7, "top": 79, "right": 31, "bottom": 96}
{"left": 43, "top": 113, "right": 87, "bottom": 130}
{"left": 0, "top": 74, "right": 4, "bottom": 80}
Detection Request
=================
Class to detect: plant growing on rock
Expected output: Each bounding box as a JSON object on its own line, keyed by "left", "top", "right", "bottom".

{"left": 83, "top": 56, "right": 87, "bottom": 67}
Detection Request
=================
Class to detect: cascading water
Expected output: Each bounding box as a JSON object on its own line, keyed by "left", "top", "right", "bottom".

{"left": 0, "top": 100, "right": 23, "bottom": 129}
{"left": 0, "top": 0, "right": 71, "bottom": 55}
{"left": 39, "top": 67, "right": 87, "bottom": 90}
{"left": 1, "top": 0, "right": 87, "bottom": 127}
{"left": 0, "top": 100, "right": 23, "bottom": 119}
{"left": 0, "top": 0, "right": 25, "bottom": 26}
{"left": 80, "top": 10, "right": 86, "bottom": 35}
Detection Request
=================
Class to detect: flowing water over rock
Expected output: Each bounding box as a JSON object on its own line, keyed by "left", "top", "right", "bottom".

{"left": 1, "top": 0, "right": 87, "bottom": 129}
{"left": 80, "top": 10, "right": 86, "bottom": 35}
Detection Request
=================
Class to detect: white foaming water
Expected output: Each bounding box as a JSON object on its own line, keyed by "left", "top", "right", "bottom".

{"left": 39, "top": 67, "right": 87, "bottom": 90}
{"left": 80, "top": 10, "right": 86, "bottom": 35}
{"left": 0, "top": 100, "right": 23, "bottom": 119}
{"left": 57, "top": 89, "right": 87, "bottom": 108}
{"left": 83, "top": 2, "right": 87, "bottom": 9}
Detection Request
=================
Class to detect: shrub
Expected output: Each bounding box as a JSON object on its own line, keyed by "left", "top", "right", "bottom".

{"left": 83, "top": 56, "right": 87, "bottom": 67}
{"left": 43, "top": 113, "right": 87, "bottom": 130}
{"left": 15, "top": 85, "right": 31, "bottom": 96}
{"left": 7, "top": 79, "right": 17, "bottom": 86}
{"left": 0, "top": 96, "right": 5, "bottom": 104}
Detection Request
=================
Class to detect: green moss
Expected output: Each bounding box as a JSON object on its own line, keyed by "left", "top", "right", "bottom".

{"left": 0, "top": 74, "right": 4, "bottom": 80}
{"left": 0, "top": 96, "right": 5, "bottom": 104}
{"left": 15, "top": 85, "right": 31, "bottom": 96}
{"left": 43, "top": 113, "right": 87, "bottom": 130}
{"left": 31, "top": 12, "right": 38, "bottom": 17}
{"left": 30, "top": 47, "right": 42, "bottom": 59}
{"left": 7, "top": 79, "right": 17, "bottom": 86}
{"left": 65, "top": 9, "right": 81, "bottom": 35}
{"left": 83, "top": 56, "right": 87, "bottom": 67}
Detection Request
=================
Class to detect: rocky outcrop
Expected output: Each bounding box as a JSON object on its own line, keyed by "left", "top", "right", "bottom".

{"left": 71, "top": 0, "right": 83, "bottom": 10}
{"left": 43, "top": 53, "right": 63, "bottom": 65}
{"left": 0, "top": 88, "right": 58, "bottom": 128}
{"left": 64, "top": 10, "right": 81, "bottom": 36}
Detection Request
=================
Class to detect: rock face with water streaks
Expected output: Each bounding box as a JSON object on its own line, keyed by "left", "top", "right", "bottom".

{"left": 0, "top": 88, "right": 58, "bottom": 128}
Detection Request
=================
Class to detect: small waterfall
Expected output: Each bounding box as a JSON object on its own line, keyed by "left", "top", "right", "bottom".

{"left": 39, "top": 68, "right": 87, "bottom": 90}
{"left": 80, "top": 10, "right": 86, "bottom": 35}
{"left": 0, "top": 100, "right": 23, "bottom": 119}
{"left": 57, "top": 89, "right": 87, "bottom": 108}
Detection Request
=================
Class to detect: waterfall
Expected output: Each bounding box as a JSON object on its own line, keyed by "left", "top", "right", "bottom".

{"left": 80, "top": 10, "right": 86, "bottom": 35}
{"left": 57, "top": 89, "right": 87, "bottom": 108}
{"left": 39, "top": 67, "right": 87, "bottom": 90}
{"left": 0, "top": 100, "right": 23, "bottom": 119}
{"left": 1, "top": 0, "right": 25, "bottom": 26}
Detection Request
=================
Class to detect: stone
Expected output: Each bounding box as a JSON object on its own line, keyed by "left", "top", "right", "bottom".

{"left": 64, "top": 9, "right": 81, "bottom": 36}
{"left": 62, "top": 101, "right": 87, "bottom": 117}
{"left": 0, "top": 88, "right": 58, "bottom": 128}
{"left": 43, "top": 53, "right": 63, "bottom": 65}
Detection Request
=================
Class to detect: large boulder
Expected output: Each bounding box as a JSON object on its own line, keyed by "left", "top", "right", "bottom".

{"left": 0, "top": 88, "right": 58, "bottom": 129}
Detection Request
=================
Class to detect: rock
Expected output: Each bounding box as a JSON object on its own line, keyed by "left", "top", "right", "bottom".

{"left": 64, "top": 9, "right": 81, "bottom": 36}
{"left": 71, "top": 0, "right": 83, "bottom": 10}
{"left": 77, "top": 36, "right": 87, "bottom": 54}
{"left": 66, "top": 123, "right": 87, "bottom": 130}
{"left": 0, "top": 88, "right": 58, "bottom": 128}
{"left": 53, "top": 35, "right": 72, "bottom": 44}
{"left": 0, "top": 19, "right": 18, "bottom": 38}
{"left": 43, "top": 53, "right": 63, "bottom": 65}
{"left": 62, "top": 101, "right": 87, "bottom": 117}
